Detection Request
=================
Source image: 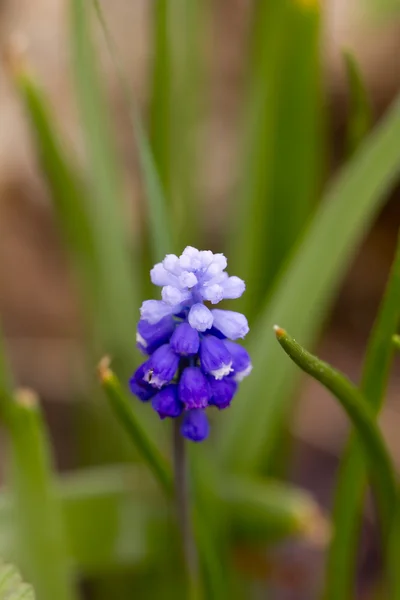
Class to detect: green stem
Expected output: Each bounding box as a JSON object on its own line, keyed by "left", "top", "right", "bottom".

{"left": 99, "top": 364, "right": 228, "bottom": 598}
{"left": 324, "top": 233, "right": 400, "bottom": 600}
{"left": 173, "top": 420, "right": 201, "bottom": 600}
{"left": 98, "top": 360, "right": 173, "bottom": 494}
{"left": 8, "top": 390, "right": 78, "bottom": 600}
{"left": 274, "top": 326, "right": 397, "bottom": 540}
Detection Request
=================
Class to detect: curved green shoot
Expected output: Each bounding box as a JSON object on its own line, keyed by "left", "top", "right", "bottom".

{"left": 274, "top": 326, "right": 397, "bottom": 541}
{"left": 325, "top": 233, "right": 400, "bottom": 599}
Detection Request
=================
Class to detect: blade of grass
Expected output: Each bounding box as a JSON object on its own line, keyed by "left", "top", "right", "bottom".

{"left": 275, "top": 326, "right": 400, "bottom": 597}
{"left": 324, "top": 232, "right": 400, "bottom": 600}
{"left": 69, "top": 0, "right": 140, "bottom": 367}
{"left": 231, "top": 0, "right": 322, "bottom": 318}
{"left": 274, "top": 327, "right": 397, "bottom": 536}
{"left": 11, "top": 65, "right": 154, "bottom": 455}
{"left": 230, "top": 0, "right": 289, "bottom": 315}
{"left": 168, "top": 0, "right": 205, "bottom": 249}
{"left": 221, "top": 92, "right": 400, "bottom": 472}
{"left": 343, "top": 50, "right": 372, "bottom": 157}
{"left": 149, "top": 0, "right": 172, "bottom": 202}
{"left": 8, "top": 390, "right": 78, "bottom": 600}
{"left": 267, "top": 0, "right": 323, "bottom": 289}
{"left": 12, "top": 70, "right": 100, "bottom": 329}
{"left": 92, "top": 0, "right": 173, "bottom": 260}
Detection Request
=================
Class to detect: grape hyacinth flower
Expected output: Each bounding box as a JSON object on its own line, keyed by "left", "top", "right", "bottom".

{"left": 129, "top": 247, "right": 252, "bottom": 442}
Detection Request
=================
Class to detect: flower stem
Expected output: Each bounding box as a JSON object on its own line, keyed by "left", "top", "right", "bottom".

{"left": 172, "top": 419, "right": 201, "bottom": 600}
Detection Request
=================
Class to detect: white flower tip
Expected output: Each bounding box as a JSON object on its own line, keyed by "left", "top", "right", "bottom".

{"left": 211, "top": 362, "right": 233, "bottom": 380}
{"left": 234, "top": 364, "right": 253, "bottom": 382}
{"left": 136, "top": 332, "right": 147, "bottom": 348}
{"left": 143, "top": 370, "right": 165, "bottom": 389}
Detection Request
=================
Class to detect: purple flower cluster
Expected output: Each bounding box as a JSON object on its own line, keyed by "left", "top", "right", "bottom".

{"left": 129, "top": 247, "right": 251, "bottom": 442}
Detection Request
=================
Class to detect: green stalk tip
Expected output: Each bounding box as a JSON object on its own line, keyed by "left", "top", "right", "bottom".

{"left": 392, "top": 334, "right": 400, "bottom": 351}
{"left": 3, "top": 32, "right": 30, "bottom": 79}
{"left": 273, "top": 325, "right": 286, "bottom": 338}
{"left": 97, "top": 355, "right": 114, "bottom": 384}
{"left": 15, "top": 388, "right": 38, "bottom": 410}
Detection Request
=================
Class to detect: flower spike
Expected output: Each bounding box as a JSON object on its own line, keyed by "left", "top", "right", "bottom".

{"left": 129, "top": 247, "right": 251, "bottom": 442}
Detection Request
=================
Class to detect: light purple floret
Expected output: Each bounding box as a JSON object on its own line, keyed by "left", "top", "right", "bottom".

{"left": 141, "top": 247, "right": 246, "bottom": 332}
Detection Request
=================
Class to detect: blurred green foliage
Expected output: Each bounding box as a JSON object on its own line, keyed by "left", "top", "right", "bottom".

{"left": 0, "top": 560, "right": 35, "bottom": 600}
{"left": 0, "top": 0, "right": 400, "bottom": 598}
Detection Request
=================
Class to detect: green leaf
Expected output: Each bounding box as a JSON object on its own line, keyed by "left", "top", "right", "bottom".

{"left": 221, "top": 475, "right": 329, "bottom": 546}
{"left": 8, "top": 391, "right": 78, "bottom": 600}
{"left": 324, "top": 233, "right": 400, "bottom": 599}
{"left": 343, "top": 51, "right": 372, "bottom": 157}
{"left": 275, "top": 326, "right": 400, "bottom": 597}
{"left": 161, "top": 0, "right": 208, "bottom": 251}
{"left": 221, "top": 92, "right": 400, "bottom": 472}
{"left": 13, "top": 72, "right": 99, "bottom": 317}
{"left": 69, "top": 0, "right": 140, "bottom": 366}
{"left": 149, "top": 0, "right": 172, "bottom": 202}
{"left": 92, "top": 0, "right": 173, "bottom": 262}
{"left": 231, "top": 0, "right": 323, "bottom": 317}
{"left": 0, "top": 560, "right": 35, "bottom": 600}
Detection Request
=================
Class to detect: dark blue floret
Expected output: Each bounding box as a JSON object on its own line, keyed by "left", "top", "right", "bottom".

{"left": 136, "top": 315, "right": 176, "bottom": 355}
{"left": 199, "top": 336, "right": 232, "bottom": 379}
{"left": 152, "top": 385, "right": 183, "bottom": 419}
{"left": 143, "top": 344, "right": 180, "bottom": 388}
{"left": 170, "top": 322, "right": 200, "bottom": 356}
{"left": 181, "top": 410, "right": 209, "bottom": 442}
{"left": 208, "top": 377, "right": 237, "bottom": 410}
{"left": 129, "top": 363, "right": 156, "bottom": 402}
{"left": 179, "top": 367, "right": 210, "bottom": 410}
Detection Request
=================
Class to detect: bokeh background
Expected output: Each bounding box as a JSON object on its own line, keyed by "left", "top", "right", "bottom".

{"left": 1, "top": 0, "right": 400, "bottom": 597}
